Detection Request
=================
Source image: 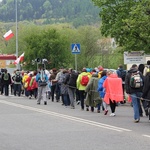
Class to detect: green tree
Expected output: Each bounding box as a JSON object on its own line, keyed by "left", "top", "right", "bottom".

{"left": 42, "top": 0, "right": 52, "bottom": 19}
{"left": 92, "top": 0, "right": 150, "bottom": 53}
{"left": 24, "top": 28, "right": 71, "bottom": 70}
{"left": 76, "top": 26, "right": 102, "bottom": 69}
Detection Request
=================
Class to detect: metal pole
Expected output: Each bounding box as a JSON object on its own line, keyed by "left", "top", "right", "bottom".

{"left": 15, "top": 0, "right": 19, "bottom": 69}
{"left": 75, "top": 54, "right": 77, "bottom": 71}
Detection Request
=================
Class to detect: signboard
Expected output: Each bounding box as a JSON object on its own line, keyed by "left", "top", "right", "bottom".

{"left": 124, "top": 51, "right": 146, "bottom": 64}
{"left": 71, "top": 44, "right": 80, "bottom": 54}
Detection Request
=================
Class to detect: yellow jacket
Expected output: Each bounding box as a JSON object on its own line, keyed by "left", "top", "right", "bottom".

{"left": 22, "top": 74, "right": 29, "bottom": 83}
{"left": 76, "top": 72, "right": 91, "bottom": 90}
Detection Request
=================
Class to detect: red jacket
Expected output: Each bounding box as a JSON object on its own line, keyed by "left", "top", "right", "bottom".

{"left": 26, "top": 76, "right": 32, "bottom": 91}
{"left": 103, "top": 73, "right": 123, "bottom": 104}
{"left": 31, "top": 77, "right": 38, "bottom": 90}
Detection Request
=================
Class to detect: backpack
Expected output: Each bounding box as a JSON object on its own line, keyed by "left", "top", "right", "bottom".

{"left": 68, "top": 72, "right": 78, "bottom": 87}
{"left": 119, "top": 70, "right": 126, "bottom": 81}
{"left": 80, "top": 75, "right": 89, "bottom": 86}
{"left": 4, "top": 73, "right": 9, "bottom": 81}
{"left": 129, "top": 71, "right": 143, "bottom": 88}
{"left": 15, "top": 74, "right": 21, "bottom": 82}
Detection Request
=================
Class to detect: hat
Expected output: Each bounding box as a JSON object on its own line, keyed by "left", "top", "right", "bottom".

{"left": 98, "top": 66, "right": 104, "bottom": 71}
{"left": 86, "top": 68, "right": 91, "bottom": 72}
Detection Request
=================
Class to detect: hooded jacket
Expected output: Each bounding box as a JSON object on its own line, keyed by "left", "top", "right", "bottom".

{"left": 125, "top": 68, "right": 144, "bottom": 94}
{"left": 85, "top": 74, "right": 101, "bottom": 107}
{"left": 76, "top": 72, "right": 91, "bottom": 90}
{"left": 103, "top": 73, "right": 123, "bottom": 104}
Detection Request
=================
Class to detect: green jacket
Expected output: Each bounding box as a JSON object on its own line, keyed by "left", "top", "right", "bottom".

{"left": 85, "top": 74, "right": 101, "bottom": 107}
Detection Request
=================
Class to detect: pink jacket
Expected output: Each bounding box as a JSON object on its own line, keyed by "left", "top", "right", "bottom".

{"left": 103, "top": 73, "right": 123, "bottom": 104}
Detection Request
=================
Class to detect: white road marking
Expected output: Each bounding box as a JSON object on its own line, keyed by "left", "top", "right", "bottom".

{"left": 0, "top": 100, "right": 132, "bottom": 132}
{"left": 143, "top": 135, "right": 150, "bottom": 138}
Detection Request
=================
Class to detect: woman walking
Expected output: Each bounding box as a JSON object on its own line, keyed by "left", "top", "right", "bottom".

{"left": 103, "top": 70, "right": 123, "bottom": 116}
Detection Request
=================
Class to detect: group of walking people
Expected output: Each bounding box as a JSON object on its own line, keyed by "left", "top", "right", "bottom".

{"left": 1, "top": 61, "right": 150, "bottom": 123}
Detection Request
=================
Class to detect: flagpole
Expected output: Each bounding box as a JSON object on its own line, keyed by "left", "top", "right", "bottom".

{"left": 15, "top": 0, "right": 19, "bottom": 69}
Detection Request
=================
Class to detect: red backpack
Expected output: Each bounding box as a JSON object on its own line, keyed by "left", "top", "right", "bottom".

{"left": 80, "top": 75, "right": 89, "bottom": 86}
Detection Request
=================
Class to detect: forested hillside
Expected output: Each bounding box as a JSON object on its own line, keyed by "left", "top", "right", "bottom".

{"left": 0, "top": 0, "right": 100, "bottom": 26}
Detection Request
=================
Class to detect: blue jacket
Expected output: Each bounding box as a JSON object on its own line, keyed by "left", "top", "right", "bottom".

{"left": 97, "top": 75, "right": 107, "bottom": 98}
{"left": 36, "top": 72, "right": 48, "bottom": 86}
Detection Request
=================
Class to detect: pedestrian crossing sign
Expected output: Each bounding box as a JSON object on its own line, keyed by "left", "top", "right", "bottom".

{"left": 71, "top": 44, "right": 80, "bottom": 54}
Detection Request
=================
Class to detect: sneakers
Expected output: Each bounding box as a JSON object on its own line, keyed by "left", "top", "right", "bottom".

{"left": 76, "top": 101, "right": 80, "bottom": 105}
{"left": 71, "top": 106, "right": 75, "bottom": 109}
{"left": 97, "top": 110, "right": 100, "bottom": 113}
{"left": 91, "top": 107, "right": 94, "bottom": 112}
{"left": 134, "top": 119, "right": 139, "bottom": 123}
{"left": 86, "top": 107, "right": 89, "bottom": 111}
{"left": 44, "top": 101, "right": 47, "bottom": 105}
{"left": 110, "top": 113, "right": 116, "bottom": 117}
{"left": 104, "top": 110, "right": 108, "bottom": 115}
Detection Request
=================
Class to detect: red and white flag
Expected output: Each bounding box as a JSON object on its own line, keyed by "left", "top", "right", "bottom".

{"left": 14, "top": 53, "right": 25, "bottom": 65}
{"left": 3, "top": 30, "right": 14, "bottom": 41}
{"left": 19, "top": 52, "right": 24, "bottom": 62}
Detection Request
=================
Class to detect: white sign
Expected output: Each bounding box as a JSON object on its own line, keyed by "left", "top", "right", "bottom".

{"left": 124, "top": 51, "right": 146, "bottom": 64}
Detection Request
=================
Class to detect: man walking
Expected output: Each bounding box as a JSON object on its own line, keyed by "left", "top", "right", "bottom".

{"left": 12, "top": 70, "right": 22, "bottom": 97}
{"left": 76, "top": 68, "right": 91, "bottom": 110}
{"left": 1, "top": 69, "right": 11, "bottom": 96}
{"left": 66, "top": 69, "right": 78, "bottom": 109}
{"left": 36, "top": 69, "right": 48, "bottom": 105}
{"left": 125, "top": 64, "right": 144, "bottom": 123}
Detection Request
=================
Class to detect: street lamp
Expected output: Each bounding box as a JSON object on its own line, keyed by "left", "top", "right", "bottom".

{"left": 15, "top": 0, "right": 19, "bottom": 69}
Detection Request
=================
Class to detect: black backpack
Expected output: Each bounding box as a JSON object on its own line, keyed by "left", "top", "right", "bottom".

{"left": 15, "top": 74, "right": 21, "bottom": 82}
{"left": 68, "top": 72, "right": 78, "bottom": 87}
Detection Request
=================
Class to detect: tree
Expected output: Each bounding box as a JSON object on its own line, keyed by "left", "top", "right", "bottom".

{"left": 24, "top": 28, "right": 72, "bottom": 70}
{"left": 76, "top": 26, "right": 102, "bottom": 69}
{"left": 42, "top": 0, "right": 52, "bottom": 19}
{"left": 92, "top": 0, "right": 150, "bottom": 53}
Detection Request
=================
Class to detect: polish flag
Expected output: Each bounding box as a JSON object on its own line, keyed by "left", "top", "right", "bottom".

{"left": 19, "top": 52, "right": 25, "bottom": 62}
{"left": 14, "top": 57, "right": 20, "bottom": 65}
{"left": 14, "top": 53, "right": 25, "bottom": 64}
{"left": 3, "top": 30, "right": 14, "bottom": 41}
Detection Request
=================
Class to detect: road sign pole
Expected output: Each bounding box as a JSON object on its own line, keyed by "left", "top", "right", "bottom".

{"left": 75, "top": 54, "right": 77, "bottom": 71}
{"left": 71, "top": 43, "right": 80, "bottom": 71}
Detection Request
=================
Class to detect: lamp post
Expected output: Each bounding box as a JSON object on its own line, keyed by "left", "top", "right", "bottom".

{"left": 15, "top": 0, "right": 19, "bottom": 69}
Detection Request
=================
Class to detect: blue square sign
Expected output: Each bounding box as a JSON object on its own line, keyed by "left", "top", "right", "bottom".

{"left": 71, "top": 44, "right": 80, "bottom": 54}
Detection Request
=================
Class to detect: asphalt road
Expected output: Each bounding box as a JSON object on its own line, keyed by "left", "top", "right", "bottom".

{"left": 0, "top": 95, "right": 150, "bottom": 150}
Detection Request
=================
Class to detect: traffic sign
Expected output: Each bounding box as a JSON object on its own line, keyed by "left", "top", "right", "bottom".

{"left": 71, "top": 44, "right": 80, "bottom": 54}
